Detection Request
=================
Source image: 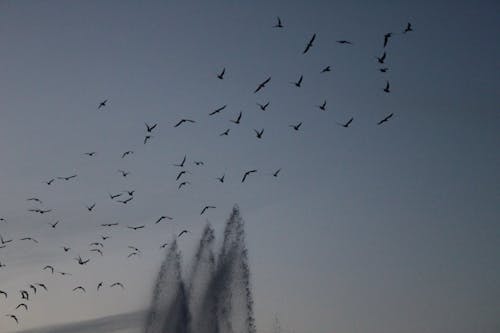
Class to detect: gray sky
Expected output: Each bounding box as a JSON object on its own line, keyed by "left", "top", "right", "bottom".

{"left": 0, "top": 0, "right": 499, "bottom": 332}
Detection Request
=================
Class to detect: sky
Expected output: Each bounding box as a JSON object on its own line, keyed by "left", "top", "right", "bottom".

{"left": 0, "top": 0, "right": 499, "bottom": 332}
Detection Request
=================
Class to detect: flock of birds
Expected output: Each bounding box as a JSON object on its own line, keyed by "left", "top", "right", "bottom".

{"left": 0, "top": 17, "right": 414, "bottom": 327}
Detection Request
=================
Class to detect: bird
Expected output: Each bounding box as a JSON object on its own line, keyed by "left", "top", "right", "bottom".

{"left": 337, "top": 117, "right": 354, "bottom": 128}
{"left": 44, "top": 178, "right": 55, "bottom": 185}
{"left": 58, "top": 271, "right": 72, "bottom": 276}
{"left": 49, "top": 221, "right": 59, "bottom": 229}
{"left": 128, "top": 252, "right": 140, "bottom": 258}
{"left": 35, "top": 283, "right": 47, "bottom": 291}
{"left": 86, "top": 203, "right": 96, "bottom": 212}
{"left": 62, "top": 246, "right": 70, "bottom": 252}
{"left": 127, "top": 225, "right": 145, "bottom": 231}
{"left": 201, "top": 205, "right": 216, "bottom": 215}
{"left": 6, "top": 314, "right": 18, "bottom": 324}
{"left": 90, "top": 248, "right": 103, "bottom": 256}
{"left": 176, "top": 170, "right": 188, "bottom": 181}
{"left": 121, "top": 151, "right": 134, "bottom": 158}
{"left": 73, "top": 286, "right": 86, "bottom": 293}
{"left": 383, "top": 32, "right": 393, "bottom": 48}
{"left": 75, "top": 256, "right": 90, "bottom": 265}
{"left": 26, "top": 197, "right": 42, "bottom": 204}
{"left": 220, "top": 129, "right": 230, "bottom": 136}
{"left": 379, "top": 67, "right": 389, "bottom": 73}
{"left": 257, "top": 102, "right": 270, "bottom": 111}
{"left": 144, "top": 135, "right": 152, "bottom": 144}
{"left": 289, "top": 122, "right": 302, "bottom": 131}
{"left": 317, "top": 100, "right": 327, "bottom": 111}
{"left": 117, "top": 197, "right": 133, "bottom": 204}
{"left": 110, "top": 282, "right": 125, "bottom": 289}
{"left": 29, "top": 284, "right": 37, "bottom": 294}
{"left": 383, "top": 81, "right": 390, "bottom": 93}
{"left": 16, "top": 303, "right": 28, "bottom": 311}
{"left": 124, "top": 190, "right": 135, "bottom": 196}
{"left": 97, "top": 282, "right": 104, "bottom": 291}
{"left": 254, "top": 128, "right": 264, "bottom": 139}
{"left": 109, "top": 193, "right": 122, "bottom": 200}
{"left": 209, "top": 105, "right": 227, "bottom": 116}
{"left": 403, "top": 22, "right": 413, "bottom": 33}
{"left": 101, "top": 223, "right": 119, "bottom": 227}
{"left": 155, "top": 215, "right": 173, "bottom": 224}
{"left": 174, "top": 155, "right": 187, "bottom": 167}
{"left": 98, "top": 99, "right": 108, "bottom": 109}
{"left": 1, "top": 235, "right": 12, "bottom": 244}
{"left": 20, "top": 237, "right": 38, "bottom": 243}
{"left": 321, "top": 66, "right": 331, "bottom": 73}
{"left": 118, "top": 169, "right": 130, "bottom": 177}
{"left": 273, "top": 16, "right": 283, "bottom": 28}
{"left": 101, "top": 235, "right": 110, "bottom": 241}
{"left": 0, "top": 290, "right": 7, "bottom": 298}
{"left": 145, "top": 122, "right": 158, "bottom": 132}
{"left": 160, "top": 242, "right": 168, "bottom": 249}
{"left": 291, "top": 75, "right": 303, "bottom": 87}
{"left": 0, "top": 217, "right": 6, "bottom": 223}
{"left": 178, "top": 230, "right": 189, "bottom": 238}
{"left": 20, "top": 290, "right": 29, "bottom": 300}
{"left": 273, "top": 168, "right": 281, "bottom": 177}
{"left": 90, "top": 242, "right": 104, "bottom": 248}
{"left": 178, "top": 181, "right": 190, "bottom": 190}
{"left": 377, "top": 113, "right": 394, "bottom": 125}
{"left": 193, "top": 161, "right": 204, "bottom": 166}
{"left": 0, "top": 261, "right": 5, "bottom": 268}
{"left": 230, "top": 111, "right": 242, "bottom": 124}
{"left": 216, "top": 174, "right": 225, "bottom": 183}
{"left": 336, "top": 40, "right": 352, "bottom": 45}
{"left": 83, "top": 152, "right": 96, "bottom": 157}
{"left": 376, "top": 52, "right": 386, "bottom": 64}
{"left": 174, "top": 118, "right": 196, "bottom": 128}
{"left": 254, "top": 77, "right": 271, "bottom": 93}
{"left": 43, "top": 265, "right": 54, "bottom": 274}
{"left": 57, "top": 175, "right": 77, "bottom": 181}
{"left": 242, "top": 169, "right": 257, "bottom": 183}
{"left": 217, "top": 67, "right": 225, "bottom": 80}
{"left": 128, "top": 246, "right": 140, "bottom": 253}
{"left": 303, "top": 33, "right": 316, "bottom": 54}
{"left": 28, "top": 208, "right": 52, "bottom": 214}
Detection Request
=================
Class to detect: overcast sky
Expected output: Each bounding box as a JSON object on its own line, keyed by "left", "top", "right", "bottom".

{"left": 0, "top": 1, "right": 499, "bottom": 333}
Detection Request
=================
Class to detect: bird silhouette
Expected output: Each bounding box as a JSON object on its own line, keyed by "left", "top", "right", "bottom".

{"left": 86, "top": 203, "right": 96, "bottom": 212}
{"left": 201, "top": 205, "right": 216, "bottom": 215}
{"left": 254, "top": 77, "right": 271, "bottom": 93}
{"left": 272, "top": 168, "right": 281, "bottom": 177}
{"left": 303, "top": 33, "right": 316, "bottom": 54}
{"left": 209, "top": 105, "right": 227, "bottom": 116}
{"left": 337, "top": 117, "right": 354, "bottom": 128}
{"left": 254, "top": 128, "right": 264, "bottom": 139}
{"left": 1, "top": 235, "right": 12, "bottom": 245}
{"left": 220, "top": 128, "right": 230, "bottom": 136}
{"left": 26, "top": 197, "right": 42, "bottom": 204}
{"left": 160, "top": 242, "right": 169, "bottom": 249}
{"left": 178, "top": 230, "right": 189, "bottom": 238}
{"left": 83, "top": 152, "right": 96, "bottom": 157}
{"left": 217, "top": 67, "right": 225, "bottom": 80}
{"left": 0, "top": 290, "right": 7, "bottom": 298}
{"left": 117, "top": 197, "right": 133, "bottom": 204}
{"left": 321, "top": 66, "right": 331, "bottom": 73}
{"left": 257, "top": 102, "right": 270, "bottom": 111}
{"left": 35, "top": 283, "right": 47, "bottom": 291}
{"left": 194, "top": 161, "right": 205, "bottom": 166}
{"left": 90, "top": 248, "right": 103, "bottom": 256}
{"left": 127, "top": 225, "right": 145, "bottom": 231}
{"left": 109, "top": 193, "right": 122, "bottom": 200}
{"left": 124, "top": 190, "right": 135, "bottom": 196}
{"left": 128, "top": 246, "right": 140, "bottom": 253}
{"left": 377, "top": 113, "right": 394, "bottom": 125}
{"left": 6, "top": 314, "right": 18, "bottom": 324}
{"left": 145, "top": 122, "right": 158, "bottom": 132}
{"left": 98, "top": 99, "right": 108, "bottom": 109}
{"left": 230, "top": 111, "right": 242, "bottom": 124}
{"left": 110, "top": 282, "right": 125, "bottom": 289}
{"left": 128, "top": 252, "right": 140, "bottom": 258}
{"left": 383, "top": 81, "right": 390, "bottom": 93}
{"left": 101, "top": 222, "right": 119, "bottom": 227}
{"left": 44, "top": 178, "right": 55, "bottom": 185}
{"left": 155, "top": 216, "right": 173, "bottom": 224}
{"left": 273, "top": 17, "right": 283, "bottom": 28}
{"left": 291, "top": 75, "right": 303, "bottom": 87}
{"left": 317, "top": 100, "right": 327, "bottom": 111}
{"left": 174, "top": 155, "right": 187, "bottom": 167}
{"left": 16, "top": 303, "right": 28, "bottom": 311}
{"left": 121, "top": 151, "right": 134, "bottom": 158}
{"left": 75, "top": 256, "right": 90, "bottom": 265}
{"left": 336, "top": 40, "right": 352, "bottom": 45}
{"left": 178, "top": 181, "right": 190, "bottom": 190}
{"left": 118, "top": 169, "right": 130, "bottom": 177}
{"left": 57, "top": 175, "right": 77, "bottom": 181}
{"left": 377, "top": 52, "right": 386, "bottom": 64}
{"left": 242, "top": 169, "right": 257, "bottom": 183}
{"left": 43, "top": 265, "right": 54, "bottom": 274}
{"left": 289, "top": 122, "right": 302, "bottom": 131}
{"left": 29, "top": 284, "right": 37, "bottom": 294}
{"left": 383, "top": 32, "right": 393, "bottom": 47}
{"left": 379, "top": 67, "right": 389, "bottom": 73}
{"left": 144, "top": 135, "right": 152, "bottom": 144}
{"left": 216, "top": 174, "right": 225, "bottom": 183}
{"left": 20, "top": 237, "right": 38, "bottom": 243}
{"left": 49, "top": 221, "right": 59, "bottom": 229}
{"left": 62, "top": 246, "right": 70, "bottom": 252}
{"left": 73, "top": 286, "right": 86, "bottom": 293}
{"left": 176, "top": 170, "right": 188, "bottom": 181}
{"left": 174, "top": 119, "right": 196, "bottom": 128}
{"left": 97, "top": 282, "right": 103, "bottom": 291}
{"left": 90, "top": 242, "right": 103, "bottom": 248}
{"left": 404, "top": 22, "right": 413, "bottom": 33}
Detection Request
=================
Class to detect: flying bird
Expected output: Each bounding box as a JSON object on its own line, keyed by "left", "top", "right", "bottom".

{"left": 303, "top": 33, "right": 316, "bottom": 54}
{"left": 1, "top": 235, "right": 12, "bottom": 244}
{"left": 220, "top": 128, "right": 230, "bottom": 136}
{"left": 121, "top": 151, "right": 134, "bottom": 158}
{"left": 62, "top": 246, "right": 70, "bottom": 252}
{"left": 117, "top": 197, "right": 133, "bottom": 204}
{"left": 336, "top": 40, "right": 352, "bottom": 44}
{"left": 377, "top": 113, "right": 394, "bottom": 125}
{"left": 83, "top": 152, "right": 96, "bottom": 157}
{"left": 176, "top": 170, "right": 188, "bottom": 181}
{"left": 118, "top": 169, "right": 130, "bottom": 177}
{"left": 273, "top": 17, "right": 283, "bottom": 28}
{"left": 16, "top": 303, "right": 28, "bottom": 311}
{"left": 128, "top": 252, "right": 140, "bottom": 258}
{"left": 337, "top": 117, "right": 354, "bottom": 128}
{"left": 254, "top": 77, "right": 271, "bottom": 93}
{"left": 321, "top": 66, "right": 331, "bottom": 73}
{"left": 289, "top": 122, "right": 302, "bottom": 131}
{"left": 376, "top": 52, "right": 386, "bottom": 64}
{"left": 174, "top": 119, "right": 196, "bottom": 128}
{"left": 383, "top": 32, "right": 393, "bottom": 48}
{"left": 209, "top": 105, "right": 227, "bottom": 116}
{"left": 26, "top": 197, "right": 42, "bottom": 204}
{"left": 73, "top": 286, "right": 86, "bottom": 293}
{"left": 29, "top": 284, "right": 37, "bottom": 294}
{"left": 194, "top": 161, "right": 204, "bottom": 166}
{"left": 128, "top": 246, "right": 140, "bottom": 253}
{"left": 35, "top": 283, "right": 47, "bottom": 291}
{"left": 124, "top": 190, "right": 135, "bottom": 196}
{"left": 254, "top": 128, "right": 264, "bottom": 139}
{"left": 127, "top": 225, "right": 145, "bottom": 231}
{"left": 160, "top": 242, "right": 168, "bottom": 249}
{"left": 90, "top": 242, "right": 104, "bottom": 248}
{"left": 178, "top": 181, "right": 190, "bottom": 190}
{"left": 43, "top": 265, "right": 54, "bottom": 274}
{"left": 109, "top": 193, "right": 122, "bottom": 200}
{"left": 317, "top": 100, "right": 327, "bottom": 111}
{"left": 144, "top": 135, "right": 152, "bottom": 145}
{"left": 97, "top": 282, "right": 103, "bottom": 291}
{"left": 404, "top": 22, "right": 413, "bottom": 33}
{"left": 174, "top": 155, "right": 187, "bottom": 167}
{"left": 86, "top": 203, "right": 96, "bottom": 212}
{"left": 216, "top": 174, "right": 225, "bottom": 183}
{"left": 230, "top": 111, "right": 242, "bottom": 124}
{"left": 379, "top": 67, "right": 389, "bottom": 73}
{"left": 383, "top": 81, "right": 390, "bottom": 93}
{"left": 201, "top": 205, "right": 216, "bottom": 215}
{"left": 98, "top": 99, "right": 108, "bottom": 109}
{"left": 49, "top": 221, "right": 59, "bottom": 229}
{"left": 291, "top": 75, "right": 303, "bottom": 87}
{"left": 178, "top": 230, "right": 189, "bottom": 238}
{"left": 155, "top": 216, "right": 173, "bottom": 224}
{"left": 101, "top": 222, "right": 119, "bottom": 227}
{"left": 57, "top": 175, "right": 77, "bottom": 181}
{"left": 0, "top": 290, "right": 7, "bottom": 298}
{"left": 110, "top": 282, "right": 125, "bottom": 289}
{"left": 242, "top": 169, "right": 257, "bottom": 183}
{"left": 273, "top": 168, "right": 281, "bottom": 177}
{"left": 90, "top": 248, "right": 103, "bottom": 256}
{"left": 20, "top": 237, "right": 38, "bottom": 243}
{"left": 6, "top": 314, "right": 18, "bottom": 324}
{"left": 257, "top": 102, "right": 270, "bottom": 111}
{"left": 217, "top": 67, "right": 225, "bottom": 80}
{"left": 145, "top": 122, "right": 158, "bottom": 132}
{"left": 75, "top": 256, "right": 90, "bottom": 265}
{"left": 44, "top": 178, "right": 55, "bottom": 185}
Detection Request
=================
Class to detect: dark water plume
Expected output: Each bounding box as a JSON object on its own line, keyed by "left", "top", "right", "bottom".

{"left": 145, "top": 205, "right": 256, "bottom": 333}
